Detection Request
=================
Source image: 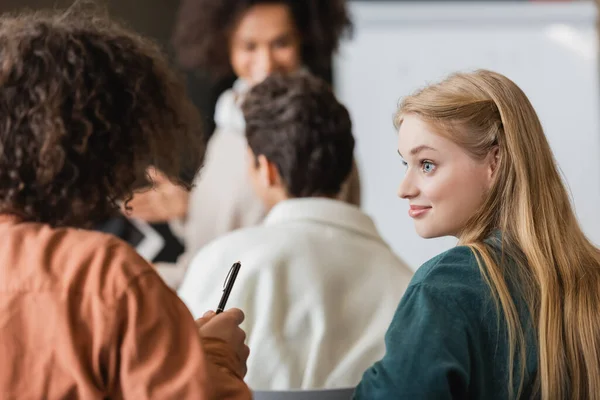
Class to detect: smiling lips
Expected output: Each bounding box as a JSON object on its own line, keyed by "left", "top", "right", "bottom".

{"left": 408, "top": 205, "right": 432, "bottom": 218}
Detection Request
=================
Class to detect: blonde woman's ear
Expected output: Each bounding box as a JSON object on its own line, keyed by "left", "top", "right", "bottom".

{"left": 492, "top": 146, "right": 501, "bottom": 169}
{"left": 486, "top": 146, "right": 501, "bottom": 184}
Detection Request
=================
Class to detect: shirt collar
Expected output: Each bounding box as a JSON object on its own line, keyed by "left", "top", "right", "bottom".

{"left": 263, "top": 198, "right": 384, "bottom": 242}
{"left": 0, "top": 213, "right": 23, "bottom": 225}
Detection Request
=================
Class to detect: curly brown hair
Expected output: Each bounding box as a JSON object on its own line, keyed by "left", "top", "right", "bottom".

{"left": 242, "top": 71, "right": 354, "bottom": 198}
{"left": 171, "top": 0, "right": 352, "bottom": 77}
{"left": 0, "top": 6, "right": 204, "bottom": 228}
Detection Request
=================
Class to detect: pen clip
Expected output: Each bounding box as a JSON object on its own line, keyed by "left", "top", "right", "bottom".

{"left": 223, "top": 262, "right": 236, "bottom": 290}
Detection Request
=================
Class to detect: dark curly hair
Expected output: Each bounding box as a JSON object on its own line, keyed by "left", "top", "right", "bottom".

{"left": 171, "top": 0, "right": 352, "bottom": 77}
{"left": 0, "top": 6, "right": 204, "bottom": 228}
{"left": 242, "top": 71, "right": 354, "bottom": 198}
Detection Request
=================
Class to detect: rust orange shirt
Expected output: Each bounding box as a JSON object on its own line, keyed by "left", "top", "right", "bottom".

{"left": 0, "top": 215, "right": 251, "bottom": 399}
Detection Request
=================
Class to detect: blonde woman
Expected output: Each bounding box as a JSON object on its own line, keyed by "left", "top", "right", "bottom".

{"left": 355, "top": 70, "right": 600, "bottom": 399}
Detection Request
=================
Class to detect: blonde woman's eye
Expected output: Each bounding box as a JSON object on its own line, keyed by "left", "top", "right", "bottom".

{"left": 422, "top": 161, "right": 435, "bottom": 173}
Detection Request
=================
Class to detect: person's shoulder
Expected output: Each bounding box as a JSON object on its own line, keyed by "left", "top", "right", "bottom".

{"left": 200, "top": 124, "right": 249, "bottom": 183}
{"left": 189, "top": 225, "right": 271, "bottom": 266}
{"left": 414, "top": 245, "right": 479, "bottom": 280}
{"left": 213, "top": 84, "right": 245, "bottom": 134}
{"left": 26, "top": 222, "right": 135, "bottom": 260}
{"left": 213, "top": 87, "right": 236, "bottom": 118}
{"left": 186, "top": 222, "right": 302, "bottom": 285}
{"left": 59, "top": 225, "right": 148, "bottom": 263}
{"left": 207, "top": 224, "right": 270, "bottom": 248}
{"left": 4, "top": 221, "right": 162, "bottom": 307}
{"left": 46, "top": 225, "right": 158, "bottom": 304}
{"left": 410, "top": 245, "right": 489, "bottom": 306}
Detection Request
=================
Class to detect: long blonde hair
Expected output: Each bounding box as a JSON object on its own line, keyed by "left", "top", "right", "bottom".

{"left": 396, "top": 70, "right": 600, "bottom": 399}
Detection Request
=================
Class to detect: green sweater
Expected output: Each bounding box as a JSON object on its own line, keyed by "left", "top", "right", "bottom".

{"left": 354, "top": 243, "right": 538, "bottom": 399}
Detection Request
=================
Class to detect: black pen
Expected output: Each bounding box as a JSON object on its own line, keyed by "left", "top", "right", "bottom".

{"left": 216, "top": 261, "right": 242, "bottom": 314}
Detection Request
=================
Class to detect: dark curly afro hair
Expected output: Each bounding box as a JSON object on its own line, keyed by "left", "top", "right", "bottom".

{"left": 171, "top": 0, "right": 353, "bottom": 77}
{"left": 0, "top": 5, "right": 204, "bottom": 228}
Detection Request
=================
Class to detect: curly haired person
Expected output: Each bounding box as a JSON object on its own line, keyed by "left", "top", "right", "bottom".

{"left": 0, "top": 7, "right": 250, "bottom": 399}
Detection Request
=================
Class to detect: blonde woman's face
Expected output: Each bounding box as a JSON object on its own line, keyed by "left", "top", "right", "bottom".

{"left": 397, "top": 115, "right": 495, "bottom": 239}
{"left": 229, "top": 3, "right": 302, "bottom": 86}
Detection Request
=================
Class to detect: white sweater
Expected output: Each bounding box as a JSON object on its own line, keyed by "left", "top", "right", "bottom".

{"left": 178, "top": 198, "right": 413, "bottom": 390}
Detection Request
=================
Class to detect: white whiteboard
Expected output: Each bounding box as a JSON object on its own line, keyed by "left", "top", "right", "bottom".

{"left": 334, "top": 1, "right": 600, "bottom": 271}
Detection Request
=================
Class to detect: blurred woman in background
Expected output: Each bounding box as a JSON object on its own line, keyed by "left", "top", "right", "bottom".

{"left": 127, "top": 0, "right": 360, "bottom": 288}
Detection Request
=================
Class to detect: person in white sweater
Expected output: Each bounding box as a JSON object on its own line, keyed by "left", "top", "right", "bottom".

{"left": 178, "top": 72, "right": 413, "bottom": 391}
{"left": 126, "top": 0, "right": 360, "bottom": 288}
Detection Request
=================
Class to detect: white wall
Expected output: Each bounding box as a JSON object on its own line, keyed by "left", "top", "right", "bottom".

{"left": 334, "top": 1, "right": 600, "bottom": 270}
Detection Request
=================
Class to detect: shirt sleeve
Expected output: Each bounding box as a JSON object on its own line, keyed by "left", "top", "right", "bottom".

{"left": 354, "top": 283, "right": 472, "bottom": 400}
{"left": 113, "top": 271, "right": 251, "bottom": 399}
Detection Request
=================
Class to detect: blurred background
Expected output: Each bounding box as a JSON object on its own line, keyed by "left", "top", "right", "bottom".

{"left": 3, "top": 0, "right": 598, "bottom": 271}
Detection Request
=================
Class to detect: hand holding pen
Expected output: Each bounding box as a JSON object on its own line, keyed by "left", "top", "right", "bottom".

{"left": 195, "top": 262, "right": 248, "bottom": 377}
{"left": 196, "top": 308, "right": 249, "bottom": 377}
